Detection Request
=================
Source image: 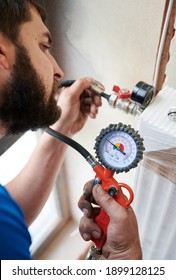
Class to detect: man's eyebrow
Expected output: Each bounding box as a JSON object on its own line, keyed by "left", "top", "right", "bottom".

{"left": 43, "top": 31, "right": 52, "bottom": 45}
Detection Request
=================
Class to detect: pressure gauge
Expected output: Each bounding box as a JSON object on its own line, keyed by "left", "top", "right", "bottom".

{"left": 94, "top": 123, "right": 145, "bottom": 173}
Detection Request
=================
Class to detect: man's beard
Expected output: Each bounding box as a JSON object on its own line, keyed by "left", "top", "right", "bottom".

{"left": 0, "top": 44, "right": 62, "bottom": 134}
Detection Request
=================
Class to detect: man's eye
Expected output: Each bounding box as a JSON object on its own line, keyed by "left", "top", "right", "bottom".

{"left": 40, "top": 44, "right": 51, "bottom": 52}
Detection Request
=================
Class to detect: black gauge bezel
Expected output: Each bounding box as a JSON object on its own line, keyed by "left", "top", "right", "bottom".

{"left": 94, "top": 123, "right": 145, "bottom": 173}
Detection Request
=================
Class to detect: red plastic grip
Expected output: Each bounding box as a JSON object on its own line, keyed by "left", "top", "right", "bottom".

{"left": 92, "top": 164, "right": 134, "bottom": 248}
{"left": 91, "top": 209, "right": 109, "bottom": 248}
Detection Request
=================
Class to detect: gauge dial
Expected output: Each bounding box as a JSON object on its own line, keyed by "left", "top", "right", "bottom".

{"left": 94, "top": 123, "right": 145, "bottom": 173}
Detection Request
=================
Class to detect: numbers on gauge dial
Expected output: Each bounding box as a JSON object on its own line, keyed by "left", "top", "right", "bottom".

{"left": 94, "top": 123, "right": 145, "bottom": 173}
{"left": 98, "top": 131, "right": 137, "bottom": 170}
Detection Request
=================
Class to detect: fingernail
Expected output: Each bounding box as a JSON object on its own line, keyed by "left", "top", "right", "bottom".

{"left": 83, "top": 208, "right": 88, "bottom": 216}
{"left": 94, "top": 184, "right": 103, "bottom": 193}
{"left": 92, "top": 230, "right": 101, "bottom": 238}
{"left": 82, "top": 233, "right": 91, "bottom": 241}
{"left": 86, "top": 77, "right": 93, "bottom": 83}
{"left": 89, "top": 113, "right": 96, "bottom": 119}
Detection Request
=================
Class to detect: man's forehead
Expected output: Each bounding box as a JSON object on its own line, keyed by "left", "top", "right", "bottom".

{"left": 30, "top": 6, "right": 48, "bottom": 32}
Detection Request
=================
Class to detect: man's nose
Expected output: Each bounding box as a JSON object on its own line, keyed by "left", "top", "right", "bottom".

{"left": 50, "top": 55, "right": 64, "bottom": 80}
{"left": 54, "top": 63, "right": 64, "bottom": 80}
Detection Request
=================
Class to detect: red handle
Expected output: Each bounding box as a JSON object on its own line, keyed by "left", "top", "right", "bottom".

{"left": 91, "top": 164, "right": 134, "bottom": 248}
{"left": 91, "top": 209, "right": 109, "bottom": 248}
{"left": 93, "top": 165, "right": 134, "bottom": 208}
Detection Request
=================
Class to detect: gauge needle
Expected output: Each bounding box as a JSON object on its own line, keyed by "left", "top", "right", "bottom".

{"left": 106, "top": 139, "right": 126, "bottom": 155}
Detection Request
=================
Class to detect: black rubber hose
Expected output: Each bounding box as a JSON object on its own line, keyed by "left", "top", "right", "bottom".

{"left": 45, "top": 127, "right": 91, "bottom": 159}
{"left": 59, "top": 80, "right": 76, "bottom": 88}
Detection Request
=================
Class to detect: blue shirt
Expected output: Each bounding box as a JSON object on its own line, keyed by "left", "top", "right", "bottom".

{"left": 0, "top": 184, "right": 32, "bottom": 259}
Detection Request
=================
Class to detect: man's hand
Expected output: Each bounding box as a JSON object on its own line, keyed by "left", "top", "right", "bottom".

{"left": 78, "top": 179, "right": 142, "bottom": 260}
{"left": 52, "top": 78, "right": 102, "bottom": 136}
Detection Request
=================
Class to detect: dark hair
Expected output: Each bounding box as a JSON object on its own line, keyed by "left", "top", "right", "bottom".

{"left": 0, "top": 0, "right": 46, "bottom": 43}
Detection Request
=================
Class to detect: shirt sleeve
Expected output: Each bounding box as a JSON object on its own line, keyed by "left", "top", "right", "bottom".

{"left": 0, "top": 185, "right": 32, "bottom": 260}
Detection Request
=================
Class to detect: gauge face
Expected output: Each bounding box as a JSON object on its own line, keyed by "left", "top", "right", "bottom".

{"left": 94, "top": 123, "right": 144, "bottom": 173}
{"left": 98, "top": 130, "right": 137, "bottom": 169}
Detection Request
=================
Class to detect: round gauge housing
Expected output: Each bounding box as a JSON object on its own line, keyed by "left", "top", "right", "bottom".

{"left": 94, "top": 123, "right": 145, "bottom": 173}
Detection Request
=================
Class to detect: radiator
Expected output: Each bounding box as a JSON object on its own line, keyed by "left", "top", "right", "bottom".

{"left": 132, "top": 86, "right": 176, "bottom": 259}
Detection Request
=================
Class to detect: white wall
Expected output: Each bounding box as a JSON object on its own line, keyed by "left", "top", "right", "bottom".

{"left": 44, "top": 0, "right": 166, "bottom": 221}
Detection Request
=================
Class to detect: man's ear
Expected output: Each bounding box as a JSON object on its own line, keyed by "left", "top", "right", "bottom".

{"left": 0, "top": 47, "right": 9, "bottom": 69}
